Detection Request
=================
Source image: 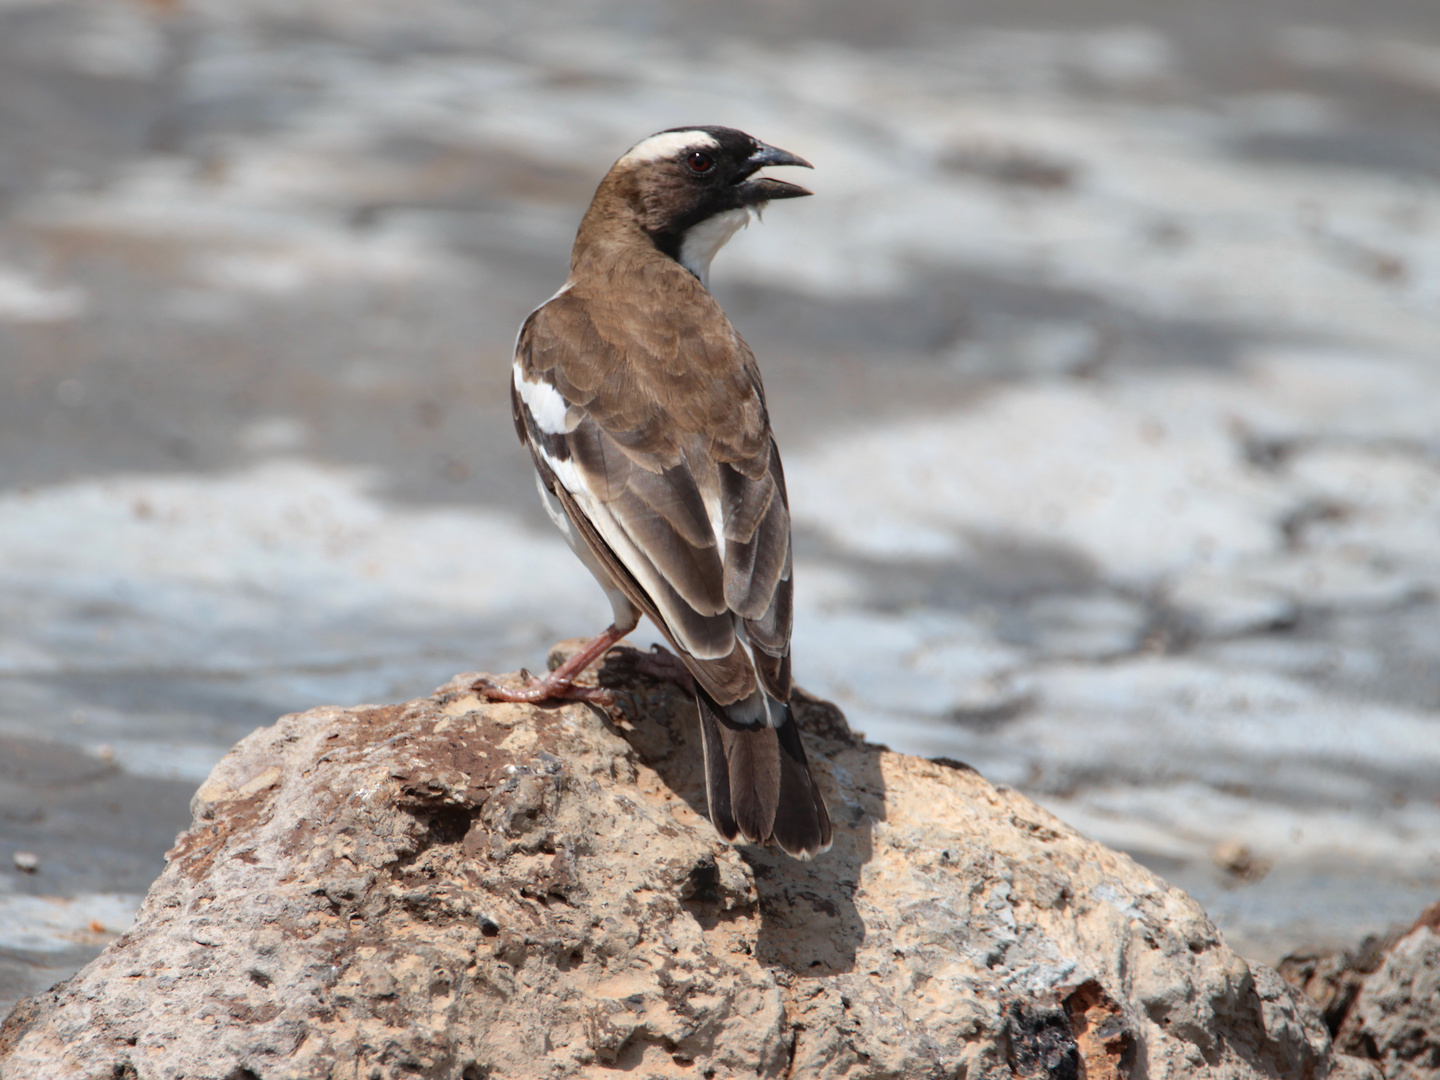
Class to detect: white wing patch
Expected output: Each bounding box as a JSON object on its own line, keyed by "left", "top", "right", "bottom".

{"left": 513, "top": 369, "right": 575, "bottom": 435}
{"left": 679, "top": 207, "right": 752, "bottom": 288}
{"left": 620, "top": 129, "right": 720, "bottom": 167}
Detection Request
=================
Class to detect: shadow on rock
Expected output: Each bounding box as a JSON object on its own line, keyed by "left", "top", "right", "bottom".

{"left": 601, "top": 645, "right": 883, "bottom": 977}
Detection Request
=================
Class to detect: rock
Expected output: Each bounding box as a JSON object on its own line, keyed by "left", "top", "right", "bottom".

{"left": 1281, "top": 902, "right": 1440, "bottom": 1080}
{"left": 0, "top": 643, "right": 1338, "bottom": 1079}
{"left": 1277, "top": 929, "right": 1407, "bottom": 1042}
{"left": 11, "top": 852, "right": 39, "bottom": 874}
{"left": 1211, "top": 840, "right": 1273, "bottom": 885}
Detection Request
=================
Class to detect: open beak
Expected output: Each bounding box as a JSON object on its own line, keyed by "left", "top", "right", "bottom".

{"left": 736, "top": 140, "right": 813, "bottom": 204}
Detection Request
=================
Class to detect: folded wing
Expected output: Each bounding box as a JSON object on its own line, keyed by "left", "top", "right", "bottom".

{"left": 512, "top": 276, "right": 829, "bottom": 856}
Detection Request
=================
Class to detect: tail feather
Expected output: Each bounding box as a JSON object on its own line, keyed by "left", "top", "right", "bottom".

{"left": 697, "top": 696, "right": 739, "bottom": 842}
{"left": 771, "top": 708, "right": 833, "bottom": 858}
{"left": 696, "top": 690, "right": 832, "bottom": 858}
{"left": 727, "top": 723, "right": 780, "bottom": 844}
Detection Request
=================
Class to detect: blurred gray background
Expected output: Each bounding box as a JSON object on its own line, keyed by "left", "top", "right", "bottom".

{"left": 3, "top": 0, "right": 1440, "bottom": 1014}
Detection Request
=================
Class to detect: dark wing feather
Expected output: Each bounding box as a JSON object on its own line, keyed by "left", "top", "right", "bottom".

{"left": 567, "top": 416, "right": 727, "bottom": 620}
{"left": 722, "top": 447, "right": 794, "bottom": 700}
{"left": 545, "top": 471, "right": 751, "bottom": 691}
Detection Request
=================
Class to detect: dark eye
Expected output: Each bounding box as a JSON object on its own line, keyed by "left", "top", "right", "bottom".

{"left": 687, "top": 151, "right": 715, "bottom": 174}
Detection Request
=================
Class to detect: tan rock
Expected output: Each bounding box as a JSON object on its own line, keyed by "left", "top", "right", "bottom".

{"left": 1333, "top": 903, "right": 1440, "bottom": 1080}
{"left": 0, "top": 645, "right": 1335, "bottom": 1079}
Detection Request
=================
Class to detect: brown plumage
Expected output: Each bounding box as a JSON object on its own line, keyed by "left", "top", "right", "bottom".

{"left": 485, "top": 126, "right": 832, "bottom": 859}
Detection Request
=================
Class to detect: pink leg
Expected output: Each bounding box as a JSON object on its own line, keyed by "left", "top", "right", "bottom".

{"left": 474, "top": 623, "right": 631, "bottom": 704}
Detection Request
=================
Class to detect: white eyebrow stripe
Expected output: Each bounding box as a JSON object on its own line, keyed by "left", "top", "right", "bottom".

{"left": 619, "top": 129, "right": 720, "bottom": 166}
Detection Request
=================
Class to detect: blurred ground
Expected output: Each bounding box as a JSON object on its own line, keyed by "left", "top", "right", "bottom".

{"left": 3, "top": 0, "right": 1440, "bottom": 1013}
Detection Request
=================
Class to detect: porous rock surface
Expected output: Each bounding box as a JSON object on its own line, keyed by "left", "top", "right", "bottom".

{"left": 1282, "top": 903, "right": 1440, "bottom": 1080}
{"left": 0, "top": 644, "right": 1341, "bottom": 1079}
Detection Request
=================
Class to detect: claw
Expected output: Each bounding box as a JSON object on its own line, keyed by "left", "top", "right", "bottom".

{"left": 473, "top": 671, "right": 616, "bottom": 707}
{"left": 472, "top": 622, "right": 633, "bottom": 707}
{"left": 635, "top": 644, "right": 696, "bottom": 693}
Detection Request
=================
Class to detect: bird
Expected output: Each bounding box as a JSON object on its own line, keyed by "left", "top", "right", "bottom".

{"left": 479, "top": 125, "right": 832, "bottom": 859}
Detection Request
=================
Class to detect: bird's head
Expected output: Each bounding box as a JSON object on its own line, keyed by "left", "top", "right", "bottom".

{"left": 592, "top": 126, "right": 812, "bottom": 285}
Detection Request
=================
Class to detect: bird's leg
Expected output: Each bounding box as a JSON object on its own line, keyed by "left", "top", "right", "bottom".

{"left": 474, "top": 623, "right": 631, "bottom": 704}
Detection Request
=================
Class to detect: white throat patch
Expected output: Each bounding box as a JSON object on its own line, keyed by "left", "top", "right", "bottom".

{"left": 619, "top": 129, "right": 720, "bottom": 167}
{"left": 679, "top": 207, "right": 752, "bottom": 288}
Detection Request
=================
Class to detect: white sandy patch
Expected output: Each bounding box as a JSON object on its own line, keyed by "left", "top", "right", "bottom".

{"left": 786, "top": 377, "right": 1285, "bottom": 577}
{"left": 0, "top": 892, "right": 143, "bottom": 955}
{"left": 0, "top": 266, "right": 87, "bottom": 322}
{"left": 0, "top": 460, "right": 608, "bottom": 683}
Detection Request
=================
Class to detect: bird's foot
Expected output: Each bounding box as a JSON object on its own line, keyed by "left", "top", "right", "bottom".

{"left": 630, "top": 644, "right": 696, "bottom": 693}
{"left": 598, "top": 643, "right": 696, "bottom": 696}
{"left": 473, "top": 670, "right": 616, "bottom": 707}
{"left": 473, "top": 622, "right": 633, "bottom": 707}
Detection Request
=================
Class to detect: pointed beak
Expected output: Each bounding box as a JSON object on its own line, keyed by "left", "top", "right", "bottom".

{"left": 736, "top": 140, "right": 813, "bottom": 204}
{"left": 748, "top": 142, "right": 813, "bottom": 172}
